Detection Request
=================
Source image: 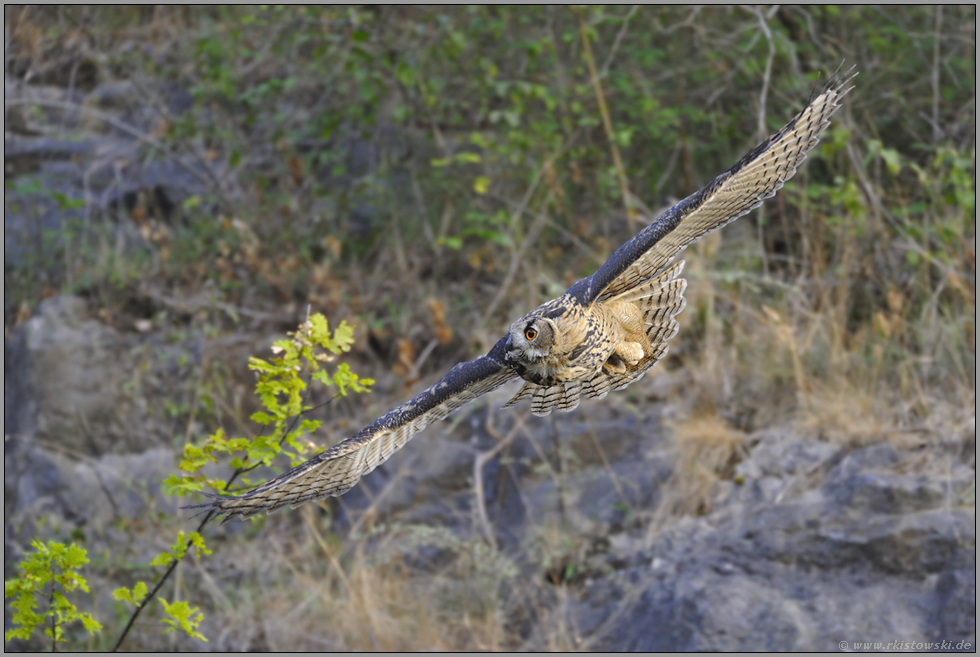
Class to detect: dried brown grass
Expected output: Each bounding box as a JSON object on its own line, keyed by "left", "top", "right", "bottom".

{"left": 202, "top": 510, "right": 514, "bottom": 651}
{"left": 648, "top": 411, "right": 745, "bottom": 523}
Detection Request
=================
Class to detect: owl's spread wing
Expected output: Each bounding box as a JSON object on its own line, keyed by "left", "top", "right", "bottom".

{"left": 569, "top": 66, "right": 856, "bottom": 306}
{"left": 206, "top": 336, "right": 516, "bottom": 521}
{"left": 503, "top": 261, "right": 687, "bottom": 416}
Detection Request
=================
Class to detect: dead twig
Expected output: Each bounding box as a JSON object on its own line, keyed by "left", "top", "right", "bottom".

{"left": 474, "top": 406, "right": 527, "bottom": 549}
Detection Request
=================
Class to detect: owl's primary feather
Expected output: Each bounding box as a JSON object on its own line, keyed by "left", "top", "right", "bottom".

{"left": 203, "top": 66, "right": 855, "bottom": 521}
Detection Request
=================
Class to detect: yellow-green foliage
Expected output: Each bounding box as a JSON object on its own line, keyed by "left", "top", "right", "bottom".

{"left": 4, "top": 541, "right": 103, "bottom": 647}
{"left": 157, "top": 598, "right": 207, "bottom": 643}
{"left": 165, "top": 313, "right": 374, "bottom": 496}
{"left": 112, "top": 530, "right": 212, "bottom": 645}
{"left": 7, "top": 315, "right": 373, "bottom": 650}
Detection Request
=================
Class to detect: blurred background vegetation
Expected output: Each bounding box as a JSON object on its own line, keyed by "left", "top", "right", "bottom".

{"left": 4, "top": 5, "right": 975, "bottom": 650}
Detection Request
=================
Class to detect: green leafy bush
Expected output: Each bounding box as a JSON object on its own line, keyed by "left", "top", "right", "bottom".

{"left": 5, "top": 313, "right": 372, "bottom": 650}
{"left": 5, "top": 541, "right": 103, "bottom": 649}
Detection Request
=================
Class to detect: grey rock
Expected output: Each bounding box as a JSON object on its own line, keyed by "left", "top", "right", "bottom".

{"left": 537, "top": 435, "right": 976, "bottom": 651}
{"left": 18, "top": 296, "right": 146, "bottom": 456}
{"left": 9, "top": 446, "right": 176, "bottom": 528}
{"left": 5, "top": 81, "right": 215, "bottom": 287}
{"left": 735, "top": 431, "right": 842, "bottom": 480}
{"left": 3, "top": 294, "right": 215, "bottom": 538}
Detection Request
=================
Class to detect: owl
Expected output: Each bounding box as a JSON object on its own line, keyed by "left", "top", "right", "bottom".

{"left": 204, "top": 66, "right": 855, "bottom": 520}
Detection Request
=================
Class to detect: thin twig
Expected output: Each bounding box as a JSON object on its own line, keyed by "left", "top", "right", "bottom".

{"left": 50, "top": 577, "right": 57, "bottom": 652}
{"left": 477, "top": 151, "right": 555, "bottom": 324}
{"left": 408, "top": 161, "right": 437, "bottom": 248}
{"left": 142, "top": 287, "right": 285, "bottom": 322}
{"left": 598, "top": 5, "right": 640, "bottom": 78}
{"left": 110, "top": 504, "right": 215, "bottom": 652}
{"left": 845, "top": 141, "right": 954, "bottom": 275}
{"left": 112, "top": 346, "right": 327, "bottom": 650}
{"left": 585, "top": 421, "right": 632, "bottom": 508}
{"left": 407, "top": 338, "right": 440, "bottom": 383}
{"left": 746, "top": 5, "right": 776, "bottom": 141}
{"left": 746, "top": 4, "right": 777, "bottom": 277}
{"left": 478, "top": 127, "right": 580, "bottom": 323}
{"left": 549, "top": 415, "right": 568, "bottom": 522}
{"left": 126, "top": 75, "right": 241, "bottom": 203}
{"left": 473, "top": 410, "right": 525, "bottom": 548}
{"left": 931, "top": 6, "right": 944, "bottom": 143}
{"left": 488, "top": 194, "right": 603, "bottom": 263}
{"left": 303, "top": 510, "right": 353, "bottom": 593}
{"left": 575, "top": 8, "right": 635, "bottom": 227}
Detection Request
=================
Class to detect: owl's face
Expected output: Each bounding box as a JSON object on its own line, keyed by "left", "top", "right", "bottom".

{"left": 506, "top": 315, "right": 556, "bottom": 364}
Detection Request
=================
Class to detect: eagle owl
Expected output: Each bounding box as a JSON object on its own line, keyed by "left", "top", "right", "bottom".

{"left": 205, "top": 67, "right": 855, "bottom": 520}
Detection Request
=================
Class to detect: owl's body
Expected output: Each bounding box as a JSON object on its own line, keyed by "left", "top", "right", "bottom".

{"left": 200, "top": 66, "right": 856, "bottom": 521}
{"left": 503, "top": 260, "right": 687, "bottom": 415}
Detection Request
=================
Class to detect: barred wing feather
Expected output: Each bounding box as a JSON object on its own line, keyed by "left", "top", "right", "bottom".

{"left": 208, "top": 337, "right": 516, "bottom": 520}
{"left": 573, "top": 67, "right": 856, "bottom": 306}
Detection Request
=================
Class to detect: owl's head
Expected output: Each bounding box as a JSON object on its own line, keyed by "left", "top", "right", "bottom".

{"left": 506, "top": 314, "right": 556, "bottom": 363}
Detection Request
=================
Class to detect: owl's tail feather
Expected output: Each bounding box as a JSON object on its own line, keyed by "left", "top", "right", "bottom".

{"left": 502, "top": 380, "right": 583, "bottom": 417}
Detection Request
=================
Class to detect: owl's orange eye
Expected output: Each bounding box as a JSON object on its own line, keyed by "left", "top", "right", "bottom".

{"left": 525, "top": 327, "right": 538, "bottom": 341}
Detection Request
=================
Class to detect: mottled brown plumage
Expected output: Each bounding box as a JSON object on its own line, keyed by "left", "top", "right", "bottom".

{"left": 501, "top": 259, "right": 687, "bottom": 415}
{"left": 202, "top": 67, "right": 855, "bottom": 521}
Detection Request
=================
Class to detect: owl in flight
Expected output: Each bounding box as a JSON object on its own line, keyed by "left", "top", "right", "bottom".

{"left": 207, "top": 67, "right": 855, "bottom": 521}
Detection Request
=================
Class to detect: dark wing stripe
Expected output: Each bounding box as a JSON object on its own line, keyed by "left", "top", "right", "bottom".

{"left": 569, "top": 66, "right": 855, "bottom": 306}
{"left": 609, "top": 261, "right": 687, "bottom": 307}
{"left": 208, "top": 336, "right": 517, "bottom": 520}
{"left": 647, "top": 322, "right": 680, "bottom": 344}
{"left": 609, "top": 261, "right": 686, "bottom": 344}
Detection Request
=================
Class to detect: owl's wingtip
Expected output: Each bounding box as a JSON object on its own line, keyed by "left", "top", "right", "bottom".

{"left": 181, "top": 493, "right": 253, "bottom": 524}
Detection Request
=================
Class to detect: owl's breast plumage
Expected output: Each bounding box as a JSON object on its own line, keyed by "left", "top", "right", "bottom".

{"left": 510, "top": 296, "right": 624, "bottom": 387}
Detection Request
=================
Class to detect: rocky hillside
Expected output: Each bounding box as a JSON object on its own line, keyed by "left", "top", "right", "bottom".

{"left": 5, "top": 293, "right": 974, "bottom": 650}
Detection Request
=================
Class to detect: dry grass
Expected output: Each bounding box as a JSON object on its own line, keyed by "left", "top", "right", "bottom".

{"left": 198, "top": 510, "right": 516, "bottom": 652}
{"left": 659, "top": 413, "right": 747, "bottom": 518}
